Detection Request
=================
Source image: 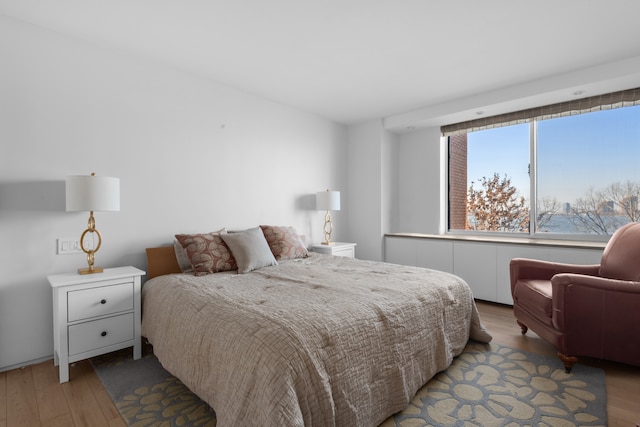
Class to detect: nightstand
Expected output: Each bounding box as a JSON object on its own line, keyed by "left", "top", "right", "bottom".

{"left": 310, "top": 242, "right": 357, "bottom": 258}
{"left": 47, "top": 266, "right": 145, "bottom": 383}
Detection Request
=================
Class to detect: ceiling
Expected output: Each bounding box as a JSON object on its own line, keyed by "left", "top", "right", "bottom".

{"left": 2, "top": 0, "right": 640, "bottom": 128}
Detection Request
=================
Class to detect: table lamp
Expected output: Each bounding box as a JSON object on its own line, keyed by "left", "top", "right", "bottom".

{"left": 316, "top": 189, "right": 340, "bottom": 245}
{"left": 66, "top": 173, "right": 120, "bottom": 274}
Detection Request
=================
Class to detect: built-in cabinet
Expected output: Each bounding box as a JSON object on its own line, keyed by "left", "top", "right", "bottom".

{"left": 385, "top": 234, "right": 604, "bottom": 305}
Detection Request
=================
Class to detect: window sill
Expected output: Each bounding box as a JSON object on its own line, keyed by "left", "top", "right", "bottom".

{"left": 384, "top": 232, "right": 607, "bottom": 250}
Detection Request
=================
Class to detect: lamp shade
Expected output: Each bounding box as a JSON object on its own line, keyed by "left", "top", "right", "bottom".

{"left": 66, "top": 175, "right": 120, "bottom": 212}
{"left": 316, "top": 190, "right": 340, "bottom": 211}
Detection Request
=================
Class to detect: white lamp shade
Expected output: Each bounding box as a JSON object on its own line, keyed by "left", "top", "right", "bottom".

{"left": 66, "top": 175, "right": 120, "bottom": 212}
{"left": 316, "top": 190, "right": 340, "bottom": 211}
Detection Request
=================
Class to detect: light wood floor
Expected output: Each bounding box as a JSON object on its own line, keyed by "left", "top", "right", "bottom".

{"left": 1, "top": 301, "right": 639, "bottom": 426}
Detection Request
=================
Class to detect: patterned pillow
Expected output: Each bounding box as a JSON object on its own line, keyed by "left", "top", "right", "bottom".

{"left": 173, "top": 239, "right": 193, "bottom": 273}
{"left": 175, "top": 232, "right": 237, "bottom": 275}
{"left": 260, "top": 225, "right": 309, "bottom": 260}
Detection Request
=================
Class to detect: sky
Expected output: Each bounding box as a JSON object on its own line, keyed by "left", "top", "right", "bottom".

{"left": 467, "top": 104, "right": 640, "bottom": 206}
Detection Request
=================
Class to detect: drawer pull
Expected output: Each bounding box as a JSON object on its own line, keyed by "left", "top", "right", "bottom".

{"left": 101, "top": 331, "right": 107, "bottom": 337}
{"left": 100, "top": 299, "right": 107, "bottom": 304}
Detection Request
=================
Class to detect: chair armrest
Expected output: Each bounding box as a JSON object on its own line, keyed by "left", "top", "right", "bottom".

{"left": 509, "top": 258, "right": 600, "bottom": 295}
{"left": 551, "top": 273, "right": 640, "bottom": 331}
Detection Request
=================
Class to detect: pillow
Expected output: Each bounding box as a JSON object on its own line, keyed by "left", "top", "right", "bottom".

{"left": 173, "top": 239, "right": 193, "bottom": 273}
{"left": 260, "top": 225, "right": 308, "bottom": 260}
{"left": 175, "top": 231, "right": 237, "bottom": 275}
{"left": 221, "top": 227, "right": 278, "bottom": 274}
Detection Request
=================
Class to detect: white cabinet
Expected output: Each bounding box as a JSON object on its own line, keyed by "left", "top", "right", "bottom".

{"left": 417, "top": 239, "right": 454, "bottom": 272}
{"left": 454, "top": 242, "right": 497, "bottom": 302}
{"left": 310, "top": 242, "right": 357, "bottom": 258}
{"left": 47, "top": 266, "right": 145, "bottom": 383}
{"left": 384, "top": 235, "right": 604, "bottom": 305}
{"left": 386, "top": 236, "right": 453, "bottom": 272}
{"left": 496, "top": 245, "right": 548, "bottom": 304}
{"left": 547, "top": 247, "right": 602, "bottom": 265}
{"left": 385, "top": 236, "right": 417, "bottom": 266}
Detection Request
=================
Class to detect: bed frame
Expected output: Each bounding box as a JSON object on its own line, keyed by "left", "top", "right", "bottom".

{"left": 145, "top": 246, "right": 181, "bottom": 280}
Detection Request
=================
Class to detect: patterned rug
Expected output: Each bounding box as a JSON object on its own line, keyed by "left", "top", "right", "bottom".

{"left": 91, "top": 341, "right": 606, "bottom": 427}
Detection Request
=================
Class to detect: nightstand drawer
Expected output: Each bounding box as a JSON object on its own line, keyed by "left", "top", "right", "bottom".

{"left": 310, "top": 242, "right": 357, "bottom": 258}
{"left": 67, "top": 282, "right": 133, "bottom": 322}
{"left": 68, "top": 313, "right": 134, "bottom": 356}
{"left": 332, "top": 246, "right": 355, "bottom": 257}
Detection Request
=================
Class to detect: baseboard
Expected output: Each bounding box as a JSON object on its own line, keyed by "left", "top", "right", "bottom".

{"left": 0, "top": 354, "right": 54, "bottom": 373}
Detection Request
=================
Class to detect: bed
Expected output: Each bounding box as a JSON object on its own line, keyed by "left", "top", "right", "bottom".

{"left": 141, "top": 227, "right": 492, "bottom": 427}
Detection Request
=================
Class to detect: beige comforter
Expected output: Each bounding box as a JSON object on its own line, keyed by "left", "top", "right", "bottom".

{"left": 141, "top": 253, "right": 491, "bottom": 427}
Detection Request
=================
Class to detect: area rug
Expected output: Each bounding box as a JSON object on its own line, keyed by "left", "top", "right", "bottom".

{"left": 91, "top": 341, "right": 606, "bottom": 427}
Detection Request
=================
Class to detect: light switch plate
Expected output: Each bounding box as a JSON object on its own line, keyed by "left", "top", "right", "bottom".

{"left": 57, "top": 238, "right": 82, "bottom": 254}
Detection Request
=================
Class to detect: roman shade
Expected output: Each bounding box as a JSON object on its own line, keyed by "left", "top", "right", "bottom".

{"left": 441, "top": 87, "right": 640, "bottom": 136}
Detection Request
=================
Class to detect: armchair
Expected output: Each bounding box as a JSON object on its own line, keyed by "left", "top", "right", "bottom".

{"left": 510, "top": 222, "right": 640, "bottom": 372}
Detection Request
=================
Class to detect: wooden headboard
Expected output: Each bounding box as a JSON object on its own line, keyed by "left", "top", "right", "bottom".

{"left": 145, "top": 246, "right": 181, "bottom": 280}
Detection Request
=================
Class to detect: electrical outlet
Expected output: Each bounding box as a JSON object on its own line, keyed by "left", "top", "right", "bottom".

{"left": 57, "top": 238, "right": 82, "bottom": 255}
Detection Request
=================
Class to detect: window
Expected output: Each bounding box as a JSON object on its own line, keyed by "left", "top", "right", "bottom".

{"left": 446, "top": 88, "right": 640, "bottom": 238}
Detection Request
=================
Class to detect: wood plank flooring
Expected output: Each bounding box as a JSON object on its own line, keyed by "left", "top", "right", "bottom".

{"left": 0, "top": 301, "right": 638, "bottom": 426}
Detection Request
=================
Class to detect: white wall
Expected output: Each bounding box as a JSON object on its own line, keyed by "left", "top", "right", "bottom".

{"left": 0, "top": 16, "right": 347, "bottom": 371}
{"left": 381, "top": 129, "right": 398, "bottom": 234}
{"left": 397, "top": 127, "right": 442, "bottom": 234}
{"left": 346, "top": 120, "right": 398, "bottom": 261}
{"left": 347, "top": 121, "right": 382, "bottom": 261}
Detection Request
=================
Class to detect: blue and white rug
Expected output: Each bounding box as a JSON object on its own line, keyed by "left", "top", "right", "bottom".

{"left": 92, "top": 341, "right": 607, "bottom": 427}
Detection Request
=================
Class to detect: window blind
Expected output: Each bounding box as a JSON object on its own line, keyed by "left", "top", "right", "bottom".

{"left": 441, "top": 87, "right": 640, "bottom": 136}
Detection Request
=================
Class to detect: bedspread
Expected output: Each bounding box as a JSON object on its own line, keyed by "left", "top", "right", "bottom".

{"left": 141, "top": 253, "right": 491, "bottom": 427}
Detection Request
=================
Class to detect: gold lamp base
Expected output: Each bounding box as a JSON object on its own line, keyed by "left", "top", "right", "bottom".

{"left": 78, "top": 266, "right": 104, "bottom": 275}
{"left": 78, "top": 210, "right": 104, "bottom": 275}
{"left": 321, "top": 210, "right": 335, "bottom": 245}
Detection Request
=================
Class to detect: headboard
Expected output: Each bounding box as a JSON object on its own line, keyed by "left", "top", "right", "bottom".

{"left": 145, "top": 246, "right": 181, "bottom": 280}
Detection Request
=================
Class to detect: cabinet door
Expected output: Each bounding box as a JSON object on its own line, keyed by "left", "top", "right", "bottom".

{"left": 548, "top": 247, "right": 603, "bottom": 265}
{"left": 416, "top": 239, "right": 453, "bottom": 273}
{"left": 385, "top": 237, "right": 417, "bottom": 266}
{"left": 454, "top": 242, "right": 497, "bottom": 301}
{"left": 496, "top": 245, "right": 549, "bottom": 305}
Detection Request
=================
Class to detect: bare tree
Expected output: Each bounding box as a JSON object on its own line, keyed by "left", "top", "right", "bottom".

{"left": 536, "top": 197, "right": 560, "bottom": 231}
{"left": 569, "top": 187, "right": 627, "bottom": 235}
{"left": 467, "top": 173, "right": 529, "bottom": 232}
{"left": 603, "top": 180, "right": 640, "bottom": 222}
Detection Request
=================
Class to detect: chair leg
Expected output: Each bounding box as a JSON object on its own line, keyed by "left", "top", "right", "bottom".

{"left": 516, "top": 320, "right": 528, "bottom": 335}
{"left": 558, "top": 353, "right": 578, "bottom": 373}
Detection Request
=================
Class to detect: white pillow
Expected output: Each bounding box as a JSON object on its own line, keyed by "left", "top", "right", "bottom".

{"left": 221, "top": 227, "right": 278, "bottom": 274}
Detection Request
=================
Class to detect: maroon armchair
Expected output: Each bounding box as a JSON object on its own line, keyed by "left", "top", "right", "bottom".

{"left": 510, "top": 221, "right": 640, "bottom": 372}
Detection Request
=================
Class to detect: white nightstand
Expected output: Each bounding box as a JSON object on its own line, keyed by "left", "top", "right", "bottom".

{"left": 47, "top": 266, "right": 145, "bottom": 383}
{"left": 310, "top": 242, "right": 357, "bottom": 258}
